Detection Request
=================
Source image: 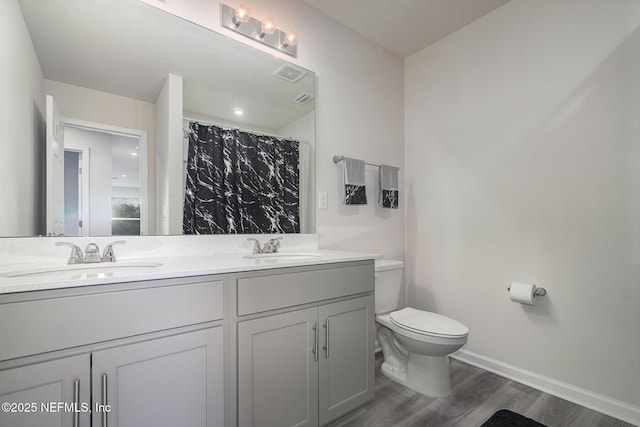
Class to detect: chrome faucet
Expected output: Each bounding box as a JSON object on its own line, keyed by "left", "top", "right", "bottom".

{"left": 56, "top": 240, "right": 126, "bottom": 264}
{"left": 84, "top": 243, "right": 102, "bottom": 263}
{"left": 247, "top": 237, "right": 283, "bottom": 254}
{"left": 102, "top": 240, "right": 126, "bottom": 262}
{"left": 56, "top": 242, "right": 84, "bottom": 264}
{"left": 247, "top": 238, "right": 263, "bottom": 254}
{"left": 262, "top": 237, "right": 282, "bottom": 253}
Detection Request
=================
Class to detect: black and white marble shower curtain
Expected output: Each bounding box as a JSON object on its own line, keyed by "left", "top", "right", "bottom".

{"left": 183, "top": 122, "right": 300, "bottom": 234}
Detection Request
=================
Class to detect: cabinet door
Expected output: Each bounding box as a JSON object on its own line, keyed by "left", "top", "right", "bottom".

{"left": 237, "top": 308, "right": 318, "bottom": 427}
{"left": 91, "top": 327, "right": 223, "bottom": 427}
{"left": 318, "top": 296, "right": 375, "bottom": 426}
{"left": 0, "top": 353, "right": 90, "bottom": 427}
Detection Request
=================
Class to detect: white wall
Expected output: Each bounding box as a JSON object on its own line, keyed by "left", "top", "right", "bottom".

{"left": 0, "top": 0, "right": 45, "bottom": 236}
{"left": 289, "top": 2, "right": 404, "bottom": 259}
{"left": 278, "top": 112, "right": 316, "bottom": 234}
{"left": 141, "top": 0, "right": 405, "bottom": 259}
{"left": 155, "top": 74, "right": 184, "bottom": 235}
{"left": 405, "top": 0, "right": 640, "bottom": 415}
{"left": 44, "top": 80, "right": 156, "bottom": 232}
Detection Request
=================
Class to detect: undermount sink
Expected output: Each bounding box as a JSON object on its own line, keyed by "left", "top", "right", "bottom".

{"left": 243, "top": 253, "right": 322, "bottom": 260}
{"left": 3, "top": 261, "right": 163, "bottom": 279}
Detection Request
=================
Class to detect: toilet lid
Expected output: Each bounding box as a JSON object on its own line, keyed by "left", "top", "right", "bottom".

{"left": 390, "top": 307, "right": 469, "bottom": 338}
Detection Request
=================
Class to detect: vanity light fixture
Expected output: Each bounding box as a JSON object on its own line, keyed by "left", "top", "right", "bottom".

{"left": 221, "top": 3, "right": 298, "bottom": 58}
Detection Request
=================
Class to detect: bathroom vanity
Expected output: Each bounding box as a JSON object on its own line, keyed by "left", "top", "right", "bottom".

{"left": 0, "top": 251, "right": 375, "bottom": 427}
{"left": 232, "top": 262, "right": 374, "bottom": 427}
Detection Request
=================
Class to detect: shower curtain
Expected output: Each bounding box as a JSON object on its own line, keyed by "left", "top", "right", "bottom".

{"left": 183, "top": 122, "right": 300, "bottom": 234}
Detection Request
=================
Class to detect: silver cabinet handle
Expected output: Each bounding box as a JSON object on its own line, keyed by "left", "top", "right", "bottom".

{"left": 311, "top": 322, "right": 318, "bottom": 361}
{"left": 73, "top": 379, "right": 80, "bottom": 427}
{"left": 322, "top": 319, "right": 330, "bottom": 358}
{"left": 101, "top": 374, "right": 108, "bottom": 427}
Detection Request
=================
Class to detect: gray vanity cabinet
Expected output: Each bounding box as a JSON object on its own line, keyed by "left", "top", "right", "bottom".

{"left": 0, "top": 276, "right": 225, "bottom": 427}
{"left": 0, "top": 353, "right": 91, "bottom": 427}
{"left": 237, "top": 296, "right": 374, "bottom": 427}
{"left": 92, "top": 327, "right": 224, "bottom": 427}
{"left": 234, "top": 261, "right": 375, "bottom": 427}
{"left": 317, "top": 296, "right": 374, "bottom": 426}
{"left": 238, "top": 307, "right": 319, "bottom": 427}
{"left": 1, "top": 259, "right": 377, "bottom": 427}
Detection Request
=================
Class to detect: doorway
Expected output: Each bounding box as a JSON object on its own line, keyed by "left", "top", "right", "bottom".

{"left": 63, "top": 120, "right": 148, "bottom": 236}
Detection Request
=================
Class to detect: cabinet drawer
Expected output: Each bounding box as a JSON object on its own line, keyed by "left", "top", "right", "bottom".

{"left": 237, "top": 262, "right": 373, "bottom": 316}
{"left": 0, "top": 279, "right": 223, "bottom": 361}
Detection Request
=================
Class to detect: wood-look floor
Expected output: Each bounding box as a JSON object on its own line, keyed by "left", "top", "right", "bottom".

{"left": 343, "top": 354, "right": 635, "bottom": 427}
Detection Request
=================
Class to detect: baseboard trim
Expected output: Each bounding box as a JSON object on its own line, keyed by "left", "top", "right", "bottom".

{"left": 451, "top": 349, "right": 640, "bottom": 426}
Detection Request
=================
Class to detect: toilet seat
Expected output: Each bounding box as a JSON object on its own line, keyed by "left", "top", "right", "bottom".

{"left": 390, "top": 307, "right": 469, "bottom": 339}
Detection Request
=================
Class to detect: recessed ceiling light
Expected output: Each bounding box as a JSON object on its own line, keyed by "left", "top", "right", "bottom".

{"left": 131, "top": 152, "right": 138, "bottom": 156}
{"left": 234, "top": 108, "right": 244, "bottom": 116}
{"left": 121, "top": 174, "right": 127, "bottom": 178}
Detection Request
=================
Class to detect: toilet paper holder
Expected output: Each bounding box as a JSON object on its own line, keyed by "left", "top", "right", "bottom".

{"left": 507, "top": 284, "right": 547, "bottom": 297}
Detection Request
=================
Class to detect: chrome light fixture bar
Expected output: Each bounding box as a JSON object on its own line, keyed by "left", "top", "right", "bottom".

{"left": 221, "top": 3, "right": 298, "bottom": 58}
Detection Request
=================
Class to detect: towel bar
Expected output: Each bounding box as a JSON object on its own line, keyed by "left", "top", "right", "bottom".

{"left": 333, "top": 155, "right": 386, "bottom": 167}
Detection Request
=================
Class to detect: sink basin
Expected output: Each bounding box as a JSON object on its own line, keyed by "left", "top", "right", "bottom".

{"left": 3, "top": 262, "right": 163, "bottom": 279}
{"left": 243, "top": 253, "right": 322, "bottom": 260}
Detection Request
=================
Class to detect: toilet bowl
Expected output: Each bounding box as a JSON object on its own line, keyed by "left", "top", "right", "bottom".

{"left": 375, "top": 260, "right": 469, "bottom": 397}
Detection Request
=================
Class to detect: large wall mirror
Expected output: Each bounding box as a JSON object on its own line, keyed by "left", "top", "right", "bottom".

{"left": 3, "top": 0, "right": 315, "bottom": 237}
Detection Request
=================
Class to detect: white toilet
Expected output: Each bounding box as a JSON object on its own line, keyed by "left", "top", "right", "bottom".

{"left": 375, "top": 259, "right": 469, "bottom": 397}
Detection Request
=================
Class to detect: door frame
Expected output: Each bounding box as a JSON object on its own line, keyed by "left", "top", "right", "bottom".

{"left": 63, "top": 146, "right": 90, "bottom": 236}
{"left": 63, "top": 118, "right": 149, "bottom": 236}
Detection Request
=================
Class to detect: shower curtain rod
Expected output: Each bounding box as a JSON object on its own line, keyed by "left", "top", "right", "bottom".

{"left": 183, "top": 116, "right": 310, "bottom": 144}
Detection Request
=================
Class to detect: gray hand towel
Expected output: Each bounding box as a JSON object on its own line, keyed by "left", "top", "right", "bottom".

{"left": 378, "top": 164, "right": 399, "bottom": 209}
{"left": 342, "top": 157, "right": 367, "bottom": 205}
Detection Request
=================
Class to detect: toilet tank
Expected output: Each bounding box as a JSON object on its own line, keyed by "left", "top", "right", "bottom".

{"left": 374, "top": 259, "right": 404, "bottom": 314}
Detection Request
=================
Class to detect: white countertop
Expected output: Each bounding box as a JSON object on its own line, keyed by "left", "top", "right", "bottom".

{"left": 0, "top": 250, "right": 379, "bottom": 294}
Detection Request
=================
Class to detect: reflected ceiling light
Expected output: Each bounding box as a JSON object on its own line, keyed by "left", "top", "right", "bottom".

{"left": 130, "top": 152, "right": 138, "bottom": 156}
{"left": 234, "top": 108, "right": 244, "bottom": 116}
{"left": 232, "top": 4, "right": 250, "bottom": 27}
{"left": 257, "top": 17, "right": 276, "bottom": 39}
{"left": 220, "top": 3, "right": 298, "bottom": 58}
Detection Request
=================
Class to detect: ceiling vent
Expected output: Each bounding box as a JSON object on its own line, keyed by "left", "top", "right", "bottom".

{"left": 273, "top": 64, "right": 308, "bottom": 83}
{"left": 293, "top": 92, "right": 314, "bottom": 105}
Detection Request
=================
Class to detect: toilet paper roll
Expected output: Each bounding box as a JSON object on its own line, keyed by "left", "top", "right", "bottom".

{"left": 509, "top": 282, "right": 537, "bottom": 305}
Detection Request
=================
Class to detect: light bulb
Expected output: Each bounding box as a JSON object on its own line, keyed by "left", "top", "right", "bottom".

{"left": 232, "top": 4, "right": 250, "bottom": 27}
{"left": 262, "top": 18, "right": 276, "bottom": 34}
{"left": 257, "top": 17, "right": 276, "bottom": 39}
{"left": 281, "top": 31, "right": 298, "bottom": 48}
